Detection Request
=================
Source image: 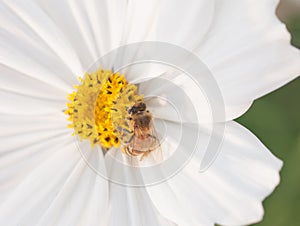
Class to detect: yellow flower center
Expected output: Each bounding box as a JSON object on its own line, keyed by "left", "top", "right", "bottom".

{"left": 64, "top": 68, "right": 143, "bottom": 149}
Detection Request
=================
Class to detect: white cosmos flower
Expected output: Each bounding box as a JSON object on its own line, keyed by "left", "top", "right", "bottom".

{"left": 0, "top": 0, "right": 299, "bottom": 226}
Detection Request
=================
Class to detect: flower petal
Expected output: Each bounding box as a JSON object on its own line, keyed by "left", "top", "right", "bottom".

{"left": 124, "top": 0, "right": 214, "bottom": 49}
{"left": 146, "top": 121, "right": 282, "bottom": 226}
{"left": 0, "top": 89, "right": 65, "bottom": 115}
{"left": 0, "top": 64, "right": 68, "bottom": 116}
{"left": 0, "top": 64, "right": 69, "bottom": 101}
{"left": 0, "top": 113, "right": 67, "bottom": 137}
{"left": 197, "top": 0, "right": 300, "bottom": 120}
{"left": 139, "top": 0, "right": 300, "bottom": 122}
{"left": 1, "top": 0, "right": 84, "bottom": 76}
{"left": 0, "top": 132, "right": 108, "bottom": 226}
{"left": 0, "top": 134, "right": 76, "bottom": 223}
{"left": 108, "top": 183, "right": 176, "bottom": 226}
{"left": 0, "top": 107, "right": 109, "bottom": 226}
{"left": 33, "top": 0, "right": 127, "bottom": 70}
{"left": 140, "top": 72, "right": 224, "bottom": 123}
{"left": 36, "top": 150, "right": 109, "bottom": 226}
{"left": 116, "top": 0, "right": 214, "bottom": 84}
{"left": 0, "top": 1, "right": 80, "bottom": 117}
{"left": 154, "top": 0, "right": 215, "bottom": 50}
{"left": 105, "top": 149, "right": 177, "bottom": 226}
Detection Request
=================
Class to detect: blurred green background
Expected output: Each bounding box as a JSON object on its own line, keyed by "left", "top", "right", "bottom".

{"left": 236, "top": 1, "right": 300, "bottom": 225}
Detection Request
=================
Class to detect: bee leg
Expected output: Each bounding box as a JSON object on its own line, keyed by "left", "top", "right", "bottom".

{"left": 124, "top": 146, "right": 132, "bottom": 156}
{"left": 140, "top": 151, "right": 151, "bottom": 161}
{"left": 147, "top": 134, "right": 156, "bottom": 139}
{"left": 140, "top": 153, "right": 145, "bottom": 161}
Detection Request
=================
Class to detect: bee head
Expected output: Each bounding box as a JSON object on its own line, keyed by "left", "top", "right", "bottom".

{"left": 128, "top": 102, "right": 146, "bottom": 115}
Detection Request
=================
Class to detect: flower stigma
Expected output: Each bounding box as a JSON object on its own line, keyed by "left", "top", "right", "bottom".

{"left": 64, "top": 68, "right": 144, "bottom": 151}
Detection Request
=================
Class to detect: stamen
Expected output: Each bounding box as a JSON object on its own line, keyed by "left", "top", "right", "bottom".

{"left": 64, "top": 68, "right": 143, "bottom": 149}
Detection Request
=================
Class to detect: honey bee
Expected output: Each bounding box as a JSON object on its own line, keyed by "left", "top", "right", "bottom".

{"left": 123, "top": 102, "right": 162, "bottom": 161}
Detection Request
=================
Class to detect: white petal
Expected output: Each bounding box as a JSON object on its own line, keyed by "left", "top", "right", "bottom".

{"left": 154, "top": 0, "right": 214, "bottom": 50}
{"left": 0, "top": 131, "right": 109, "bottom": 226}
{"left": 0, "top": 66, "right": 67, "bottom": 115}
{"left": 124, "top": 0, "right": 214, "bottom": 49}
{"left": 120, "top": 0, "right": 159, "bottom": 43}
{"left": 0, "top": 3, "right": 78, "bottom": 92}
{"left": 0, "top": 90, "right": 65, "bottom": 115}
{"left": 0, "top": 115, "right": 71, "bottom": 200}
{"left": 0, "top": 109, "right": 109, "bottom": 226}
{"left": 197, "top": 0, "right": 300, "bottom": 120}
{"left": 105, "top": 149, "right": 177, "bottom": 226}
{"left": 33, "top": 0, "right": 127, "bottom": 70}
{"left": 117, "top": 0, "right": 214, "bottom": 85}
{"left": 1, "top": 0, "right": 84, "bottom": 76}
{"left": 0, "top": 134, "right": 77, "bottom": 223}
{"left": 147, "top": 121, "right": 282, "bottom": 226}
{"left": 108, "top": 183, "right": 176, "bottom": 226}
{"left": 139, "top": 72, "right": 223, "bottom": 123}
{"left": 36, "top": 149, "right": 109, "bottom": 226}
{"left": 103, "top": 0, "right": 214, "bottom": 82}
{"left": 139, "top": 0, "right": 300, "bottom": 122}
{"left": 0, "top": 113, "right": 67, "bottom": 137}
{"left": 0, "top": 65, "right": 69, "bottom": 101}
{"left": 0, "top": 1, "right": 78, "bottom": 117}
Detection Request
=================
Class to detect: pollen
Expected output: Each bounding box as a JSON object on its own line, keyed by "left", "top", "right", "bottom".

{"left": 64, "top": 68, "right": 143, "bottom": 149}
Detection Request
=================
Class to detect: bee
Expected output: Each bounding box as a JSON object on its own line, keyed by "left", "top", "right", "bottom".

{"left": 123, "top": 102, "right": 162, "bottom": 161}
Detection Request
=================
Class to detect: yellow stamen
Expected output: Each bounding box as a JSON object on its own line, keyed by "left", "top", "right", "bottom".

{"left": 64, "top": 68, "right": 143, "bottom": 149}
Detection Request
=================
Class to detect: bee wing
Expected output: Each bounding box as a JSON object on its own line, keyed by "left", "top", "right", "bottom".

{"left": 126, "top": 123, "right": 162, "bottom": 163}
{"left": 126, "top": 128, "right": 142, "bottom": 167}
{"left": 144, "top": 121, "right": 163, "bottom": 163}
